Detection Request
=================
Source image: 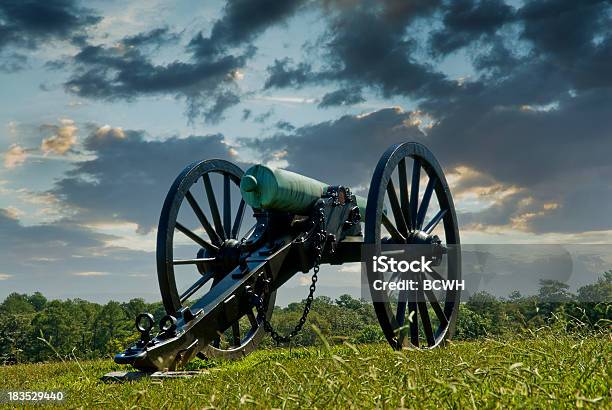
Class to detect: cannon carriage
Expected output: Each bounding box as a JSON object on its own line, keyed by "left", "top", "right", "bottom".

{"left": 115, "top": 142, "right": 461, "bottom": 372}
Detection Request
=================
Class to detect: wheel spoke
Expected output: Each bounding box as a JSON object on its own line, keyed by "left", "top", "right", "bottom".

{"left": 184, "top": 191, "right": 222, "bottom": 245}
{"left": 423, "top": 209, "right": 447, "bottom": 234}
{"left": 396, "top": 297, "right": 408, "bottom": 346}
{"left": 387, "top": 179, "right": 409, "bottom": 238}
{"left": 231, "top": 199, "right": 246, "bottom": 239}
{"left": 424, "top": 288, "right": 448, "bottom": 328}
{"left": 398, "top": 159, "right": 413, "bottom": 231}
{"left": 231, "top": 322, "right": 241, "bottom": 347}
{"left": 416, "top": 177, "right": 436, "bottom": 229}
{"left": 410, "top": 159, "right": 421, "bottom": 228}
{"left": 397, "top": 291, "right": 407, "bottom": 327}
{"left": 202, "top": 173, "right": 225, "bottom": 241}
{"left": 180, "top": 272, "right": 213, "bottom": 303}
{"left": 223, "top": 174, "right": 232, "bottom": 239}
{"left": 243, "top": 223, "right": 257, "bottom": 241}
{"left": 417, "top": 275, "right": 435, "bottom": 346}
{"left": 175, "top": 222, "right": 219, "bottom": 253}
{"left": 382, "top": 213, "right": 405, "bottom": 241}
{"left": 247, "top": 309, "right": 258, "bottom": 329}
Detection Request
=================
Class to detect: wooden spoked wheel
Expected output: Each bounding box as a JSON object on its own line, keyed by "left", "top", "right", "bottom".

{"left": 157, "top": 159, "right": 275, "bottom": 359}
{"left": 365, "top": 143, "right": 461, "bottom": 349}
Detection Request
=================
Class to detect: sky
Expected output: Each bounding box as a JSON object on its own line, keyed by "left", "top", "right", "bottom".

{"left": 1, "top": 0, "right": 611, "bottom": 304}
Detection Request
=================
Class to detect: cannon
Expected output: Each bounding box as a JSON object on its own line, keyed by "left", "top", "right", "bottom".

{"left": 114, "top": 142, "right": 461, "bottom": 372}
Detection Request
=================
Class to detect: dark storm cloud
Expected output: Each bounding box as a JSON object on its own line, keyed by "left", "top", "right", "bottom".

{"left": 189, "top": 0, "right": 306, "bottom": 58}
{"left": 246, "top": 85, "right": 612, "bottom": 234}
{"left": 275, "top": 120, "right": 295, "bottom": 131}
{"left": 318, "top": 86, "right": 365, "bottom": 108}
{"left": 64, "top": 38, "right": 247, "bottom": 123}
{"left": 122, "top": 27, "right": 180, "bottom": 48}
{"left": 63, "top": 0, "right": 306, "bottom": 123}
{"left": 264, "top": 58, "right": 316, "bottom": 89}
{"left": 518, "top": 0, "right": 612, "bottom": 90}
{"left": 254, "top": 0, "right": 612, "bottom": 234}
{"left": 519, "top": 0, "right": 607, "bottom": 60}
{"left": 472, "top": 36, "right": 521, "bottom": 73}
{"left": 264, "top": 0, "right": 457, "bottom": 99}
{"left": 265, "top": 0, "right": 611, "bottom": 101}
{"left": 53, "top": 126, "right": 243, "bottom": 232}
{"left": 429, "top": 0, "right": 515, "bottom": 55}
{"left": 0, "top": 0, "right": 100, "bottom": 71}
{"left": 197, "top": 91, "right": 241, "bottom": 124}
{"left": 425, "top": 87, "right": 612, "bottom": 189}
{"left": 0, "top": 0, "right": 100, "bottom": 50}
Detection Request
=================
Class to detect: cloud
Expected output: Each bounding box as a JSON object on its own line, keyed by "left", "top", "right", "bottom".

{"left": 264, "top": 58, "right": 315, "bottom": 89}
{"left": 0, "top": 0, "right": 100, "bottom": 70}
{"left": 429, "top": 0, "right": 515, "bottom": 55}
{"left": 53, "top": 125, "right": 245, "bottom": 232}
{"left": 245, "top": 91, "right": 612, "bottom": 234}
{"left": 253, "top": 0, "right": 612, "bottom": 234}
{"left": 63, "top": 39, "right": 247, "bottom": 123}
{"left": 41, "top": 119, "right": 78, "bottom": 155}
{"left": 62, "top": 0, "right": 307, "bottom": 123}
{"left": 72, "top": 271, "right": 110, "bottom": 277}
{"left": 0, "top": 207, "right": 110, "bottom": 257}
{"left": 188, "top": 0, "right": 306, "bottom": 58}
{"left": 253, "top": 109, "right": 273, "bottom": 123}
{"left": 318, "top": 86, "right": 365, "bottom": 108}
{"left": 200, "top": 90, "right": 241, "bottom": 125}
{"left": 121, "top": 26, "right": 180, "bottom": 48}
{"left": 0, "top": 207, "right": 158, "bottom": 301}
{"left": 0, "top": 52, "right": 28, "bottom": 73}
{"left": 275, "top": 120, "right": 295, "bottom": 131}
{"left": 518, "top": 0, "right": 612, "bottom": 91}
{"left": 264, "top": 1, "right": 457, "bottom": 99}
{"left": 94, "top": 124, "right": 125, "bottom": 139}
{"left": 3, "top": 144, "right": 28, "bottom": 169}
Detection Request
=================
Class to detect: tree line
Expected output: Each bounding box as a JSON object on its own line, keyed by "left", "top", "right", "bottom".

{"left": 1, "top": 272, "right": 610, "bottom": 364}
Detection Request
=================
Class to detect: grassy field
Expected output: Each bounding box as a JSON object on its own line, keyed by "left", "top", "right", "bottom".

{"left": 0, "top": 330, "right": 610, "bottom": 409}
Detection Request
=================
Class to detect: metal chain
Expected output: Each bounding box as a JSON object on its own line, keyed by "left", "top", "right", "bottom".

{"left": 251, "top": 205, "right": 326, "bottom": 345}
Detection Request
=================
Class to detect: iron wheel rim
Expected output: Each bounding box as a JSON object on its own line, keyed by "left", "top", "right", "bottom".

{"left": 364, "top": 142, "right": 461, "bottom": 350}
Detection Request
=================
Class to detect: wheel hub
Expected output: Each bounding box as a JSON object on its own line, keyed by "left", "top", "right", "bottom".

{"left": 217, "top": 239, "right": 242, "bottom": 272}
{"left": 196, "top": 239, "right": 242, "bottom": 276}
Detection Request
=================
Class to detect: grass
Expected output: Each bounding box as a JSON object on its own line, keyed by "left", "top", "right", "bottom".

{"left": 0, "top": 330, "right": 610, "bottom": 409}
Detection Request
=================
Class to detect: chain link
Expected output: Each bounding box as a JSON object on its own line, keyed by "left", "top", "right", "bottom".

{"left": 251, "top": 204, "right": 326, "bottom": 345}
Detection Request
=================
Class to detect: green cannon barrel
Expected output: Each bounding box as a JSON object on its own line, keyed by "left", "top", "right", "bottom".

{"left": 240, "top": 164, "right": 367, "bottom": 216}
